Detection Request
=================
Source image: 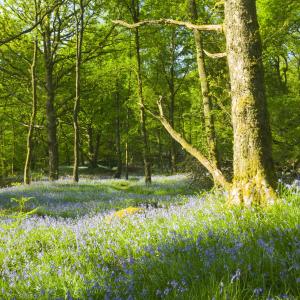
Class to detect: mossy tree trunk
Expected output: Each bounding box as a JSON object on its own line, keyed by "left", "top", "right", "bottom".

{"left": 225, "top": 0, "right": 276, "bottom": 206}
{"left": 189, "top": 0, "right": 219, "bottom": 170}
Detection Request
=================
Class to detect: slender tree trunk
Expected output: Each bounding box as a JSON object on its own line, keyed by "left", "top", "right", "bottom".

{"left": 125, "top": 104, "right": 129, "bottom": 180}
{"left": 128, "top": 0, "right": 151, "bottom": 183}
{"left": 134, "top": 27, "right": 152, "bottom": 183}
{"left": 24, "top": 34, "right": 38, "bottom": 184}
{"left": 43, "top": 23, "right": 59, "bottom": 181}
{"left": 87, "top": 125, "right": 100, "bottom": 169}
{"left": 169, "top": 91, "right": 176, "bottom": 174}
{"left": 125, "top": 141, "right": 129, "bottom": 179}
{"left": 225, "top": 0, "right": 276, "bottom": 206}
{"left": 125, "top": 36, "right": 133, "bottom": 180}
{"left": 189, "top": 0, "right": 219, "bottom": 169}
{"left": 65, "top": 141, "right": 71, "bottom": 166}
{"left": 11, "top": 125, "right": 15, "bottom": 175}
{"left": 93, "top": 133, "right": 100, "bottom": 167}
{"left": 73, "top": 0, "right": 84, "bottom": 182}
{"left": 282, "top": 55, "right": 288, "bottom": 92}
{"left": 0, "top": 128, "right": 4, "bottom": 181}
{"left": 168, "top": 30, "right": 177, "bottom": 174}
{"left": 157, "top": 130, "right": 164, "bottom": 173}
{"left": 0, "top": 128, "right": 5, "bottom": 181}
{"left": 275, "top": 56, "right": 283, "bottom": 89}
{"left": 114, "top": 81, "right": 122, "bottom": 179}
{"left": 87, "top": 124, "right": 94, "bottom": 165}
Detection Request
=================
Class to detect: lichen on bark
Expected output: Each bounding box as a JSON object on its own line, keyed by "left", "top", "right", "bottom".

{"left": 225, "top": 0, "right": 276, "bottom": 206}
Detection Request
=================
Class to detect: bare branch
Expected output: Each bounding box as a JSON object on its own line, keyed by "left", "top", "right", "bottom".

{"left": 113, "top": 19, "right": 223, "bottom": 32}
{"left": 203, "top": 49, "right": 227, "bottom": 58}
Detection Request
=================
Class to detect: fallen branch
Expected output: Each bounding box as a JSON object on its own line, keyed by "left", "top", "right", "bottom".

{"left": 113, "top": 19, "right": 223, "bottom": 32}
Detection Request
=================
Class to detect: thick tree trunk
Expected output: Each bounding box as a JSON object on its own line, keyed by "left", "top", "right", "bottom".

{"left": 225, "top": 0, "right": 276, "bottom": 206}
{"left": 24, "top": 36, "right": 38, "bottom": 184}
{"left": 43, "top": 25, "right": 59, "bottom": 181}
{"left": 73, "top": 0, "right": 84, "bottom": 182}
{"left": 189, "top": 0, "right": 219, "bottom": 169}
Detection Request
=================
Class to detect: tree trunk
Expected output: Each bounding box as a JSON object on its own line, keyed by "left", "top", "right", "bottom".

{"left": 129, "top": 0, "right": 151, "bottom": 184}
{"left": 168, "top": 30, "right": 177, "bottom": 174}
{"left": 43, "top": 22, "right": 59, "bottom": 181}
{"left": 11, "top": 124, "right": 15, "bottom": 175}
{"left": 87, "top": 124, "right": 100, "bottom": 169}
{"left": 73, "top": 0, "right": 84, "bottom": 182}
{"left": 24, "top": 34, "right": 38, "bottom": 184}
{"left": 134, "top": 27, "right": 152, "bottom": 184}
{"left": 157, "top": 130, "right": 164, "bottom": 173}
{"left": 125, "top": 104, "right": 129, "bottom": 180}
{"left": 114, "top": 81, "right": 122, "bottom": 179}
{"left": 189, "top": 0, "right": 219, "bottom": 169}
{"left": 225, "top": 0, "right": 276, "bottom": 206}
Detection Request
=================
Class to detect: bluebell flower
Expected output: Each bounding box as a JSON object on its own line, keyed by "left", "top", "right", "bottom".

{"left": 230, "top": 269, "right": 241, "bottom": 283}
{"left": 253, "top": 288, "right": 264, "bottom": 297}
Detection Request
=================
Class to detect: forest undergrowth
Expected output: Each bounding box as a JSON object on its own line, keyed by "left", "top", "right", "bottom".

{"left": 0, "top": 174, "right": 299, "bottom": 299}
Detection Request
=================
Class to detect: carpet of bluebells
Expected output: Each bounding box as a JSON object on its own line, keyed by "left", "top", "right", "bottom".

{"left": 0, "top": 175, "right": 299, "bottom": 299}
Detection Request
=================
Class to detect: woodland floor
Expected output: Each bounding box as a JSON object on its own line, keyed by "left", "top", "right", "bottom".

{"left": 0, "top": 174, "right": 299, "bottom": 299}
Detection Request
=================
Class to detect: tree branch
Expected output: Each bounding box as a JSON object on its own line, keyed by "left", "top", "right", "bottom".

{"left": 112, "top": 19, "right": 223, "bottom": 32}
{"left": 203, "top": 49, "right": 226, "bottom": 58}
{"left": 0, "top": 1, "right": 64, "bottom": 46}
{"left": 144, "top": 96, "right": 231, "bottom": 189}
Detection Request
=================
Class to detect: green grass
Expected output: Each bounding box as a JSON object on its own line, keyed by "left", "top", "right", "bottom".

{"left": 0, "top": 176, "right": 299, "bottom": 299}
{"left": 0, "top": 175, "right": 196, "bottom": 218}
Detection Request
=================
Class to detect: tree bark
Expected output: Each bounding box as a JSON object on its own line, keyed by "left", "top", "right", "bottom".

{"left": 73, "top": 0, "right": 84, "bottom": 182}
{"left": 112, "top": 19, "right": 222, "bottom": 32}
{"left": 125, "top": 100, "right": 130, "bottom": 180}
{"left": 24, "top": 32, "right": 38, "bottom": 184}
{"left": 87, "top": 125, "right": 100, "bottom": 169}
{"left": 168, "top": 30, "right": 177, "bottom": 174}
{"left": 132, "top": 2, "right": 151, "bottom": 184}
{"left": 114, "top": 81, "right": 122, "bottom": 179}
{"left": 43, "top": 19, "right": 59, "bottom": 181}
{"left": 224, "top": 0, "right": 276, "bottom": 206}
{"left": 189, "top": 0, "right": 219, "bottom": 169}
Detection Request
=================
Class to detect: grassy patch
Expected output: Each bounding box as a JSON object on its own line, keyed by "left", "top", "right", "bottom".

{"left": 0, "top": 175, "right": 194, "bottom": 217}
{"left": 0, "top": 176, "right": 299, "bottom": 299}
